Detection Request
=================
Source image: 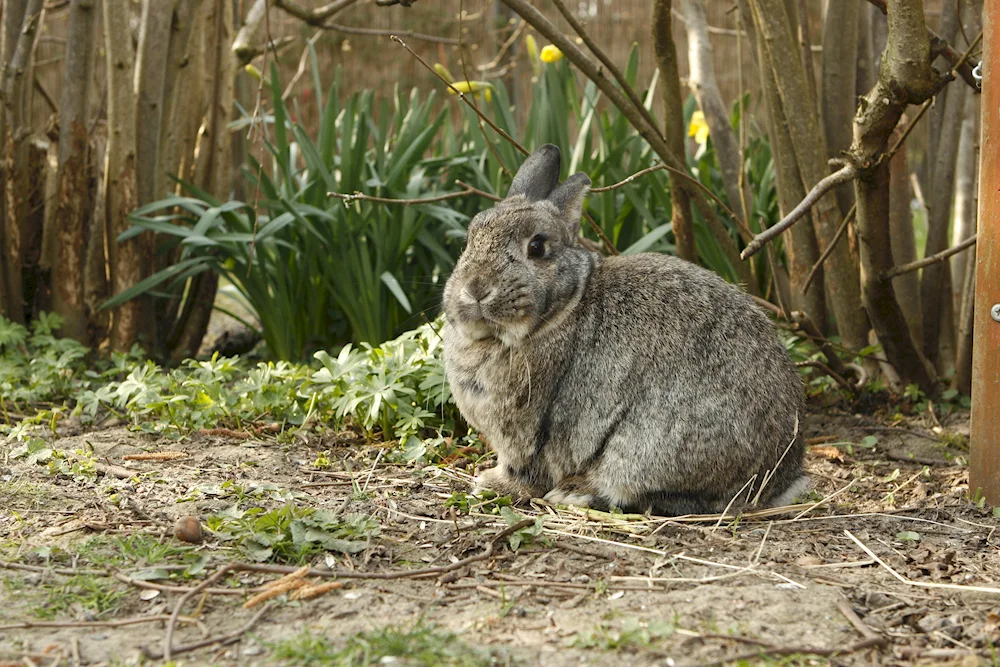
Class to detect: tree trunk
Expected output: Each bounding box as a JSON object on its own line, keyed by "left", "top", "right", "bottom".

{"left": 681, "top": 0, "right": 748, "bottom": 220}
{"left": 856, "top": 160, "right": 936, "bottom": 391}
{"left": 888, "top": 137, "right": 922, "bottom": 349}
{"left": 920, "top": 80, "right": 964, "bottom": 367}
{"left": 169, "top": 0, "right": 235, "bottom": 362}
{"left": 820, "top": 0, "right": 858, "bottom": 218}
{"left": 104, "top": 0, "right": 143, "bottom": 352}
{"left": 954, "top": 249, "right": 975, "bottom": 394}
{"left": 652, "top": 0, "right": 695, "bottom": 264}
{"left": 747, "top": 0, "right": 824, "bottom": 322}
{"left": 48, "top": 0, "right": 96, "bottom": 343}
{"left": 0, "top": 0, "right": 44, "bottom": 323}
{"left": 748, "top": 0, "right": 872, "bottom": 349}
{"left": 849, "top": 0, "right": 941, "bottom": 394}
{"left": 856, "top": 4, "right": 877, "bottom": 97}
{"left": 84, "top": 122, "right": 109, "bottom": 339}
{"left": 157, "top": 0, "right": 204, "bottom": 200}
{"left": 952, "top": 8, "right": 982, "bottom": 316}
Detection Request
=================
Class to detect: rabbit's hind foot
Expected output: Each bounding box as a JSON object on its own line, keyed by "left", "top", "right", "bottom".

{"left": 472, "top": 466, "right": 535, "bottom": 501}
{"left": 543, "top": 475, "right": 602, "bottom": 509}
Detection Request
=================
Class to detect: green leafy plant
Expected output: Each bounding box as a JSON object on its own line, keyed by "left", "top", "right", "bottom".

{"left": 206, "top": 503, "right": 379, "bottom": 563}
{"left": 107, "top": 56, "right": 486, "bottom": 360}
{"left": 271, "top": 624, "right": 499, "bottom": 666}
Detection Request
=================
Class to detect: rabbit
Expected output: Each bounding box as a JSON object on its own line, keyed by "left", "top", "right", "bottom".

{"left": 442, "top": 144, "right": 810, "bottom": 516}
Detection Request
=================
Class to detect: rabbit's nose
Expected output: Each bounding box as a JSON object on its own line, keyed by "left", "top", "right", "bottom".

{"left": 466, "top": 277, "right": 495, "bottom": 303}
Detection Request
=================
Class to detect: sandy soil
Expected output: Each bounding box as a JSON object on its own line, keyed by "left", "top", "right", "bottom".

{"left": 1, "top": 408, "right": 998, "bottom": 666}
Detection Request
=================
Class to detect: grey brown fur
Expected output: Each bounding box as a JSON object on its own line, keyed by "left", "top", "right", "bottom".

{"left": 443, "top": 145, "right": 809, "bottom": 516}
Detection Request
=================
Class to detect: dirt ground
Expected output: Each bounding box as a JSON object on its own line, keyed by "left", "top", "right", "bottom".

{"left": 1, "top": 406, "right": 998, "bottom": 666}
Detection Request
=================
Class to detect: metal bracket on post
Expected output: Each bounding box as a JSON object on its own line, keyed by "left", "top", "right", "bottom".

{"left": 974, "top": 61, "right": 983, "bottom": 89}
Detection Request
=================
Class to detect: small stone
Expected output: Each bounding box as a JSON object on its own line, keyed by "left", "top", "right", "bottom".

{"left": 173, "top": 515, "right": 203, "bottom": 544}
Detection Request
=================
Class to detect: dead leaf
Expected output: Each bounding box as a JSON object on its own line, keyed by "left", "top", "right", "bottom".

{"left": 809, "top": 445, "right": 846, "bottom": 462}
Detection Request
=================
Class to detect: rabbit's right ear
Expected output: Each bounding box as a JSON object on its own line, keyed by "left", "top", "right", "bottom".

{"left": 507, "top": 144, "right": 561, "bottom": 202}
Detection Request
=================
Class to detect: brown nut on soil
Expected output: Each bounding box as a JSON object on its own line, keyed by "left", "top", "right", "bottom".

{"left": 173, "top": 516, "right": 203, "bottom": 543}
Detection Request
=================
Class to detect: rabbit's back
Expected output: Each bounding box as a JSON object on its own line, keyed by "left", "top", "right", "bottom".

{"left": 573, "top": 253, "right": 805, "bottom": 510}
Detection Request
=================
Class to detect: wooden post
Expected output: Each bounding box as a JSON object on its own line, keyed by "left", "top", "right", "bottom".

{"left": 971, "top": 0, "right": 1000, "bottom": 505}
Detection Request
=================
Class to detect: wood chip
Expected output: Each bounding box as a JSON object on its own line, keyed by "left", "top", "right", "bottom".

{"left": 123, "top": 451, "right": 188, "bottom": 461}
{"left": 289, "top": 581, "right": 345, "bottom": 600}
{"left": 243, "top": 579, "right": 306, "bottom": 609}
{"left": 810, "top": 445, "right": 846, "bottom": 462}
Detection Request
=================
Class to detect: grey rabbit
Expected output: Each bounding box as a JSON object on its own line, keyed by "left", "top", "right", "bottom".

{"left": 442, "top": 144, "right": 810, "bottom": 516}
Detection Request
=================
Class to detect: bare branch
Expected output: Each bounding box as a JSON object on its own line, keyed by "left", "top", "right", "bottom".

{"left": 477, "top": 19, "right": 525, "bottom": 72}
{"left": 327, "top": 183, "right": 496, "bottom": 206}
{"left": 272, "top": 0, "right": 456, "bottom": 44}
{"left": 589, "top": 164, "right": 667, "bottom": 193}
{"left": 802, "top": 204, "right": 855, "bottom": 293}
{"left": 881, "top": 234, "right": 977, "bottom": 281}
{"left": 551, "top": 0, "right": 664, "bottom": 143}
{"left": 232, "top": 0, "right": 269, "bottom": 65}
{"left": 392, "top": 36, "right": 528, "bottom": 156}
{"left": 740, "top": 165, "right": 857, "bottom": 260}
{"left": 326, "top": 22, "right": 457, "bottom": 45}
{"left": 271, "top": 0, "right": 357, "bottom": 24}
{"left": 864, "top": 0, "right": 980, "bottom": 89}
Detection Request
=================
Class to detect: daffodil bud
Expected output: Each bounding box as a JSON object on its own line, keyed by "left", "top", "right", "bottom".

{"left": 434, "top": 62, "right": 455, "bottom": 83}
{"left": 525, "top": 34, "right": 540, "bottom": 76}
{"left": 447, "top": 80, "right": 492, "bottom": 95}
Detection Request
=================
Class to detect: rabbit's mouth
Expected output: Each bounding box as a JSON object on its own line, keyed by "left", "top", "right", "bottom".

{"left": 452, "top": 304, "right": 534, "bottom": 346}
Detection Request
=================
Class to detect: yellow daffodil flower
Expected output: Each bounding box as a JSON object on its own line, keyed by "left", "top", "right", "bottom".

{"left": 540, "top": 44, "right": 564, "bottom": 63}
{"left": 688, "top": 110, "right": 710, "bottom": 144}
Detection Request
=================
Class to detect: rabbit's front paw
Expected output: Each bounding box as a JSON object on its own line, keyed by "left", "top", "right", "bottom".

{"left": 472, "top": 467, "right": 530, "bottom": 499}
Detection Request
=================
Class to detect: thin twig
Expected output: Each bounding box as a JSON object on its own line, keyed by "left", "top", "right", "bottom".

{"left": 880, "top": 234, "right": 977, "bottom": 281}
{"left": 328, "top": 186, "right": 483, "bottom": 205}
{"left": 691, "top": 637, "right": 885, "bottom": 667}
{"left": 0, "top": 561, "right": 104, "bottom": 577}
{"left": 741, "top": 165, "right": 857, "bottom": 260}
{"left": 865, "top": 0, "right": 980, "bottom": 88}
{"left": 392, "top": 35, "right": 528, "bottom": 156}
{"left": 112, "top": 570, "right": 244, "bottom": 596}
{"left": 844, "top": 529, "right": 1000, "bottom": 595}
{"left": 802, "top": 204, "right": 855, "bottom": 293}
{"left": 0, "top": 615, "right": 202, "bottom": 632}
{"left": 550, "top": 0, "right": 664, "bottom": 142}
{"left": 477, "top": 18, "right": 526, "bottom": 72}
{"left": 325, "top": 22, "right": 457, "bottom": 44}
{"left": 589, "top": 164, "right": 668, "bottom": 193}
{"left": 144, "top": 605, "right": 271, "bottom": 660}
{"left": 164, "top": 564, "right": 236, "bottom": 661}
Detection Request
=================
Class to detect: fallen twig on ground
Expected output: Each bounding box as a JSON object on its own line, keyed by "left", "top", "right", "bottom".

{"left": 690, "top": 636, "right": 885, "bottom": 667}
{"left": 845, "top": 529, "right": 1000, "bottom": 595}
{"left": 142, "top": 605, "right": 271, "bottom": 661}
{"left": 164, "top": 564, "right": 237, "bottom": 661}
{"left": 0, "top": 615, "right": 203, "bottom": 632}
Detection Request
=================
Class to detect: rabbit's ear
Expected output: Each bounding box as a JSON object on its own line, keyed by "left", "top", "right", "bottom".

{"left": 548, "top": 172, "right": 591, "bottom": 231}
{"left": 507, "top": 144, "right": 561, "bottom": 201}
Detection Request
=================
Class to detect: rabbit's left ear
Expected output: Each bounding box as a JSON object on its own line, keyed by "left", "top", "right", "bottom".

{"left": 548, "top": 172, "right": 591, "bottom": 231}
{"left": 508, "top": 144, "right": 562, "bottom": 201}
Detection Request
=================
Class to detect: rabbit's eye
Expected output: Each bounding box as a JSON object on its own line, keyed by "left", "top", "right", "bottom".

{"left": 527, "top": 235, "right": 547, "bottom": 259}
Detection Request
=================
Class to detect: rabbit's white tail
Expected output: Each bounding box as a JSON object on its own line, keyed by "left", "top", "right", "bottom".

{"left": 769, "top": 475, "right": 813, "bottom": 507}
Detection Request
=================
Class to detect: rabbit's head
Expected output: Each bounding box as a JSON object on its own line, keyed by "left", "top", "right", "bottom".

{"left": 444, "top": 145, "right": 593, "bottom": 346}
